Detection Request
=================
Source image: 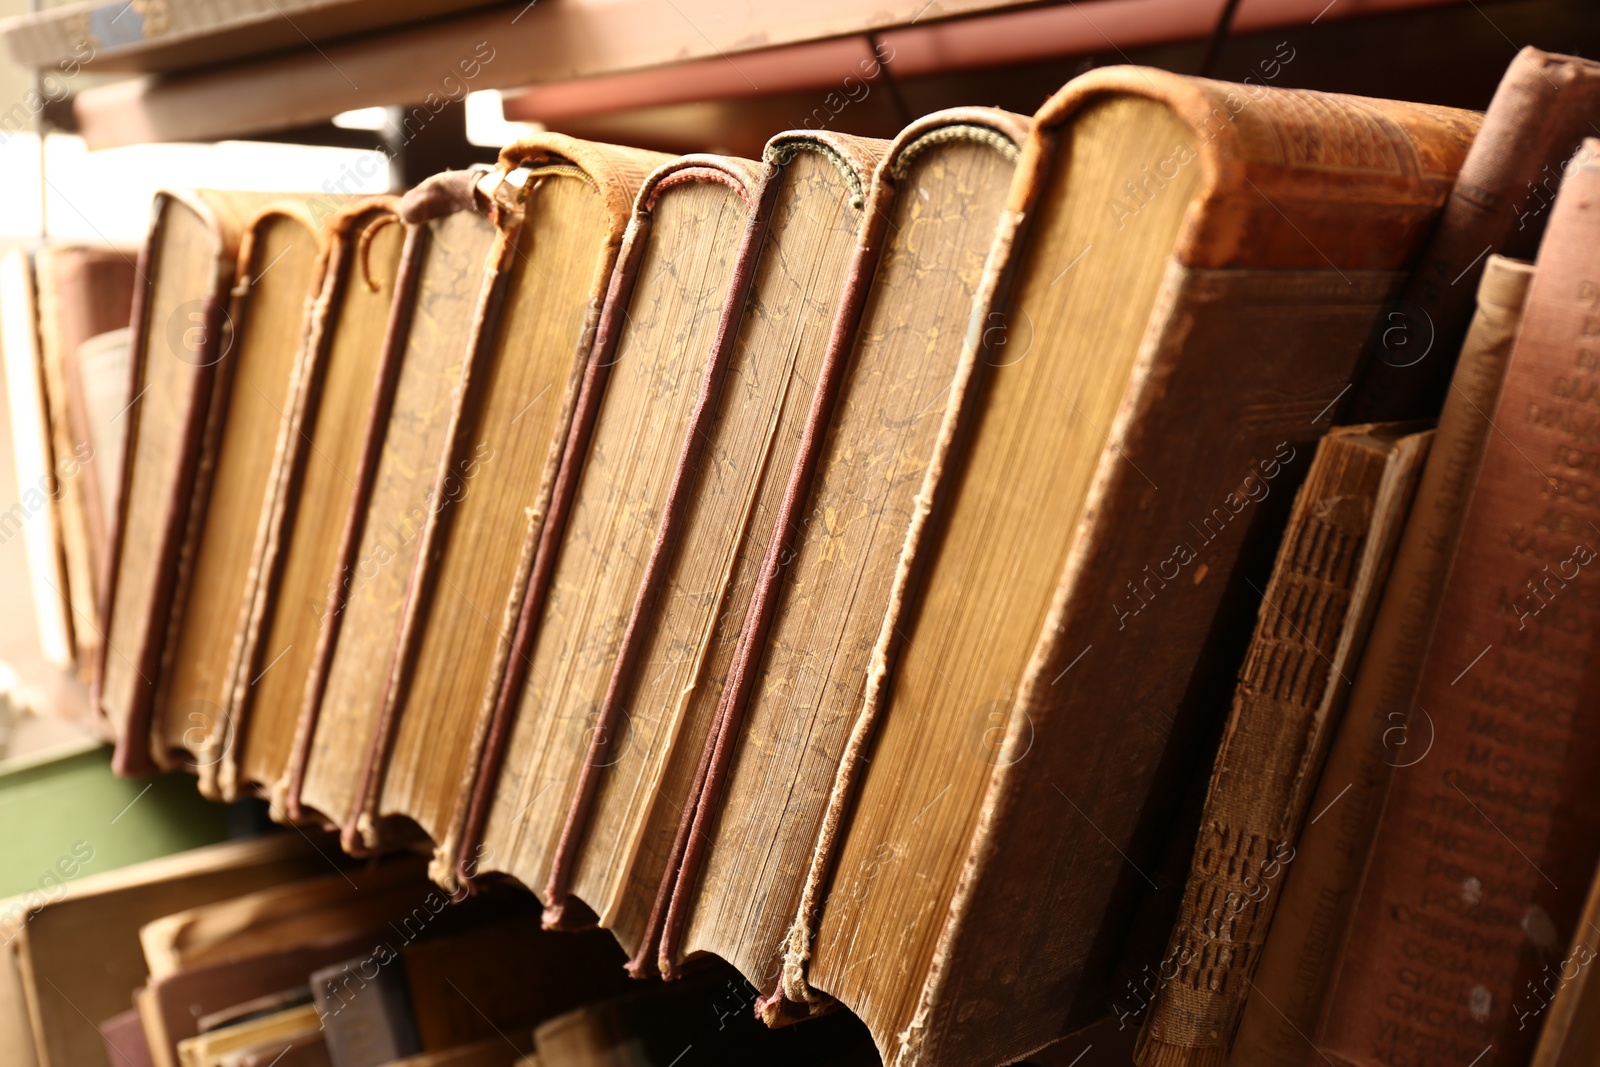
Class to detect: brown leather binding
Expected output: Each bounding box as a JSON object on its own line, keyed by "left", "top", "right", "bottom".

{"left": 647, "top": 111, "right": 1032, "bottom": 990}
{"left": 235, "top": 196, "right": 401, "bottom": 807}
{"left": 1345, "top": 47, "right": 1600, "bottom": 422}
{"left": 1318, "top": 139, "right": 1600, "bottom": 1067}
{"left": 450, "top": 153, "right": 765, "bottom": 893}
{"left": 103, "top": 190, "right": 270, "bottom": 776}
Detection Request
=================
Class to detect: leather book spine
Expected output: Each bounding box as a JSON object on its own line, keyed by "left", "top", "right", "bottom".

{"left": 1318, "top": 140, "right": 1600, "bottom": 1067}
{"left": 312, "top": 955, "right": 422, "bottom": 1067}
{"left": 539, "top": 160, "right": 778, "bottom": 925}
{"left": 1227, "top": 254, "right": 1535, "bottom": 1067}
{"left": 1346, "top": 47, "right": 1600, "bottom": 422}
{"left": 1134, "top": 426, "right": 1428, "bottom": 1067}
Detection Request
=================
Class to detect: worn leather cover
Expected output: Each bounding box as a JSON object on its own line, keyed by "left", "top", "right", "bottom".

{"left": 535, "top": 128, "right": 890, "bottom": 964}
{"left": 1346, "top": 47, "right": 1600, "bottom": 422}
{"left": 452, "top": 150, "right": 766, "bottom": 899}
{"left": 644, "top": 110, "right": 1028, "bottom": 995}
{"left": 311, "top": 135, "right": 664, "bottom": 867}
{"left": 783, "top": 67, "right": 1478, "bottom": 1066}
{"left": 1319, "top": 141, "right": 1600, "bottom": 1067}
{"left": 162, "top": 199, "right": 345, "bottom": 797}
{"left": 100, "top": 189, "right": 280, "bottom": 776}
{"left": 1229, "top": 254, "right": 1536, "bottom": 1067}
{"left": 226, "top": 195, "right": 403, "bottom": 809}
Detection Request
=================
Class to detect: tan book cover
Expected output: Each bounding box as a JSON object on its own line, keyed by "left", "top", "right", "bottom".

{"left": 445, "top": 151, "right": 769, "bottom": 914}
{"left": 98, "top": 189, "right": 288, "bottom": 774}
{"left": 150, "top": 200, "right": 348, "bottom": 791}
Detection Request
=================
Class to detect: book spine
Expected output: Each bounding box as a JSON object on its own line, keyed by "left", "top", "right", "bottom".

{"left": 1346, "top": 47, "right": 1600, "bottom": 422}
{"left": 1318, "top": 141, "right": 1600, "bottom": 1067}
{"left": 1134, "top": 432, "right": 1415, "bottom": 1067}
{"left": 1227, "top": 254, "right": 1534, "bottom": 1067}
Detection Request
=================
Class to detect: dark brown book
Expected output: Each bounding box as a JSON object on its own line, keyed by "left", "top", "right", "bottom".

{"left": 1346, "top": 47, "right": 1600, "bottom": 421}
{"left": 311, "top": 135, "right": 666, "bottom": 864}
{"left": 33, "top": 245, "right": 138, "bottom": 681}
{"left": 537, "top": 129, "right": 890, "bottom": 962}
{"left": 1317, "top": 140, "right": 1600, "bottom": 1067}
{"left": 786, "top": 69, "right": 1476, "bottom": 1066}
{"left": 1134, "top": 422, "right": 1432, "bottom": 1066}
{"left": 226, "top": 197, "right": 404, "bottom": 809}
{"left": 532, "top": 961, "right": 876, "bottom": 1067}
{"left": 98, "top": 189, "right": 293, "bottom": 774}
{"left": 661, "top": 107, "right": 1031, "bottom": 996}
{"left": 423, "top": 153, "right": 765, "bottom": 901}
{"left": 1228, "top": 253, "right": 1537, "bottom": 1067}
{"left": 313, "top": 954, "right": 421, "bottom": 1067}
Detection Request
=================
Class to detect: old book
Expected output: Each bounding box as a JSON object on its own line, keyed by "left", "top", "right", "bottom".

{"left": 788, "top": 68, "right": 1477, "bottom": 1067}
{"left": 400, "top": 914, "right": 629, "bottom": 1049}
{"left": 313, "top": 953, "right": 422, "bottom": 1067}
{"left": 140, "top": 945, "right": 367, "bottom": 1067}
{"left": 415, "top": 151, "right": 767, "bottom": 897}
{"left": 226, "top": 197, "right": 405, "bottom": 808}
{"left": 218, "top": 1032, "right": 332, "bottom": 1067}
{"left": 175, "top": 1003, "right": 320, "bottom": 1067}
{"left": 148, "top": 200, "right": 346, "bottom": 791}
{"left": 0, "top": 248, "right": 74, "bottom": 670}
{"left": 314, "top": 912, "right": 627, "bottom": 1065}
{"left": 287, "top": 169, "right": 502, "bottom": 843}
{"left": 321, "top": 134, "right": 665, "bottom": 861}
{"left": 11, "top": 835, "right": 334, "bottom": 1067}
{"left": 1346, "top": 47, "right": 1600, "bottom": 422}
{"left": 98, "top": 189, "right": 282, "bottom": 773}
{"left": 33, "top": 245, "right": 138, "bottom": 681}
{"left": 69, "top": 326, "right": 134, "bottom": 566}
{"left": 1317, "top": 140, "right": 1600, "bottom": 1067}
{"left": 101, "top": 1007, "right": 155, "bottom": 1067}
{"left": 1228, "top": 254, "right": 1537, "bottom": 1067}
{"left": 537, "top": 129, "right": 889, "bottom": 961}
{"left": 533, "top": 962, "right": 876, "bottom": 1067}
{"left": 1528, "top": 856, "right": 1600, "bottom": 1067}
{"left": 137, "top": 857, "right": 433, "bottom": 982}
{"left": 1134, "top": 422, "right": 1433, "bottom": 1067}
{"left": 661, "top": 107, "right": 1030, "bottom": 993}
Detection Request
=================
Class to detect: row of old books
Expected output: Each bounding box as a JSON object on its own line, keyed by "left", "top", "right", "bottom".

{"left": 9, "top": 42, "right": 1600, "bottom": 1067}
{"left": 1, "top": 833, "right": 878, "bottom": 1066}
